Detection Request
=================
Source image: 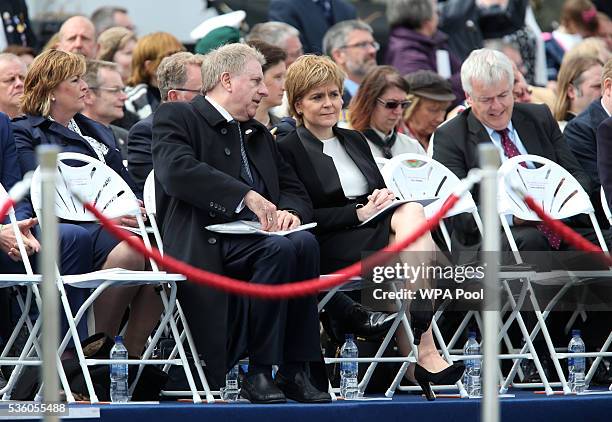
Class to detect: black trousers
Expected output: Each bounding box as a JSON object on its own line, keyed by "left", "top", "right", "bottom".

{"left": 221, "top": 231, "right": 321, "bottom": 366}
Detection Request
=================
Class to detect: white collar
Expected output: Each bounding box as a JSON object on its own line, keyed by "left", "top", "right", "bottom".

{"left": 205, "top": 95, "right": 234, "bottom": 122}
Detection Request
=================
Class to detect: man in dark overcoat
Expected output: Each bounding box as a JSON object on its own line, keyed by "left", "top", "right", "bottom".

{"left": 152, "top": 43, "right": 329, "bottom": 404}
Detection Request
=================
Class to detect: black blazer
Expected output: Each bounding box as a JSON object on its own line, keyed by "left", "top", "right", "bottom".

{"left": 565, "top": 99, "right": 608, "bottom": 187}
{"left": 432, "top": 102, "right": 590, "bottom": 247}
{"left": 268, "top": 0, "right": 357, "bottom": 53}
{"left": 278, "top": 126, "right": 391, "bottom": 272}
{"left": 12, "top": 113, "right": 140, "bottom": 198}
{"left": 597, "top": 116, "right": 612, "bottom": 211}
{"left": 152, "top": 95, "right": 313, "bottom": 387}
{"left": 127, "top": 113, "right": 154, "bottom": 193}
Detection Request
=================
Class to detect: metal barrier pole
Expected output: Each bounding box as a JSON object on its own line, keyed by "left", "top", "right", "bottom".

{"left": 39, "top": 146, "right": 60, "bottom": 422}
{"left": 479, "top": 145, "right": 500, "bottom": 422}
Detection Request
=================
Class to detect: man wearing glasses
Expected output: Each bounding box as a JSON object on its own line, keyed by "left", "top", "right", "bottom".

{"left": 127, "top": 52, "right": 203, "bottom": 192}
{"left": 323, "top": 20, "right": 378, "bottom": 108}
{"left": 82, "top": 60, "right": 129, "bottom": 159}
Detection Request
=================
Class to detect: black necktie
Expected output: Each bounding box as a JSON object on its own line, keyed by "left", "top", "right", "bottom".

{"left": 363, "top": 128, "right": 398, "bottom": 159}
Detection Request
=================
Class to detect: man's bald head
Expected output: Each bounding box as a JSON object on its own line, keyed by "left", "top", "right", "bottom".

{"left": 58, "top": 16, "right": 97, "bottom": 58}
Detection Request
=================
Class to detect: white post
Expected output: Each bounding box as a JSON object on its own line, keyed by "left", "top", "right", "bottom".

{"left": 39, "top": 146, "right": 60, "bottom": 422}
{"left": 479, "top": 144, "right": 500, "bottom": 422}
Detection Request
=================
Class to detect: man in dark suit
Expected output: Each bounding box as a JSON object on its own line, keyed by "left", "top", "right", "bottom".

{"left": 127, "top": 52, "right": 203, "bottom": 192}
{"left": 597, "top": 117, "right": 612, "bottom": 211}
{"left": 0, "top": 0, "right": 37, "bottom": 50}
{"left": 269, "top": 0, "right": 357, "bottom": 54}
{"left": 566, "top": 59, "right": 612, "bottom": 192}
{"left": 433, "top": 48, "right": 596, "bottom": 253}
{"left": 152, "top": 43, "right": 329, "bottom": 404}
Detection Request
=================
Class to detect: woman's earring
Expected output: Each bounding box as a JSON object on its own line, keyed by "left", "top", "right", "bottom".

{"left": 51, "top": 97, "right": 56, "bottom": 102}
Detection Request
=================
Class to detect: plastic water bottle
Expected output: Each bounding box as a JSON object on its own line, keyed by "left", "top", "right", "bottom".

{"left": 463, "top": 331, "right": 481, "bottom": 397}
{"left": 221, "top": 364, "right": 240, "bottom": 401}
{"left": 340, "top": 334, "right": 359, "bottom": 399}
{"left": 568, "top": 329, "right": 586, "bottom": 393}
{"left": 110, "top": 335, "right": 129, "bottom": 403}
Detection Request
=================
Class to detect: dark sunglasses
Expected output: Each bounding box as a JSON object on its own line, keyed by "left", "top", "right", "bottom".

{"left": 376, "top": 98, "right": 411, "bottom": 110}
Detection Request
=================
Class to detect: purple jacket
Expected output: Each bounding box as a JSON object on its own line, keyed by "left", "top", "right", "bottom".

{"left": 385, "top": 27, "right": 464, "bottom": 106}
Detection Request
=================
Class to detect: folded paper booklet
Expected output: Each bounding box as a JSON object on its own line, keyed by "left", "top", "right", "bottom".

{"left": 358, "top": 198, "right": 437, "bottom": 227}
{"left": 205, "top": 220, "right": 317, "bottom": 236}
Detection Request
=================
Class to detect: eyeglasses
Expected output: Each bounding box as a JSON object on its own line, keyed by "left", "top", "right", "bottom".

{"left": 169, "top": 87, "right": 202, "bottom": 94}
{"left": 473, "top": 91, "right": 511, "bottom": 105}
{"left": 340, "top": 41, "right": 380, "bottom": 51}
{"left": 88, "top": 86, "right": 125, "bottom": 94}
{"left": 376, "top": 98, "right": 411, "bottom": 110}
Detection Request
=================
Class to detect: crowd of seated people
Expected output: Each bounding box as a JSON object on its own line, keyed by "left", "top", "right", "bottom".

{"left": 1, "top": 0, "right": 612, "bottom": 402}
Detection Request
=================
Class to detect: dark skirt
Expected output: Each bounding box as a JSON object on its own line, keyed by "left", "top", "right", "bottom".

{"left": 318, "top": 213, "right": 393, "bottom": 274}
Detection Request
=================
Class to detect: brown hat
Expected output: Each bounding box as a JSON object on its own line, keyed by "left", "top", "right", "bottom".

{"left": 404, "top": 70, "right": 456, "bottom": 102}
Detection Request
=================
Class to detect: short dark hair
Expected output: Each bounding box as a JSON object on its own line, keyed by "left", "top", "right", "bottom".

{"left": 246, "top": 40, "right": 287, "bottom": 73}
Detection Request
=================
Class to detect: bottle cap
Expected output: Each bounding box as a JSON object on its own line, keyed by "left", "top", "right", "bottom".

{"left": 345, "top": 333, "right": 354, "bottom": 340}
{"left": 468, "top": 331, "right": 477, "bottom": 338}
{"left": 571, "top": 329, "right": 581, "bottom": 337}
{"left": 115, "top": 335, "right": 123, "bottom": 343}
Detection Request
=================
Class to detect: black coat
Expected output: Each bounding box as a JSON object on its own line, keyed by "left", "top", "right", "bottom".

{"left": 127, "top": 113, "right": 153, "bottom": 193}
{"left": 432, "top": 102, "right": 590, "bottom": 250}
{"left": 12, "top": 113, "right": 140, "bottom": 198}
{"left": 278, "top": 126, "right": 390, "bottom": 273}
{"left": 268, "top": 0, "right": 356, "bottom": 54}
{"left": 151, "top": 95, "right": 313, "bottom": 387}
{"left": 597, "top": 116, "right": 612, "bottom": 211}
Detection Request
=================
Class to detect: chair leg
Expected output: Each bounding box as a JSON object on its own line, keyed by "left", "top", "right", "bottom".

{"left": 585, "top": 330, "right": 612, "bottom": 386}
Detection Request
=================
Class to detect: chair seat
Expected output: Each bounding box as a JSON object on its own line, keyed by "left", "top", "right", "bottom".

{"left": 62, "top": 268, "right": 186, "bottom": 289}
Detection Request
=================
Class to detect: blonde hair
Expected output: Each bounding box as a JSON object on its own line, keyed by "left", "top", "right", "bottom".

{"left": 285, "top": 55, "right": 345, "bottom": 125}
{"left": 403, "top": 93, "right": 422, "bottom": 121}
{"left": 127, "top": 32, "right": 184, "bottom": 86}
{"left": 200, "top": 43, "right": 265, "bottom": 93}
{"left": 96, "top": 26, "right": 137, "bottom": 62}
{"left": 21, "top": 49, "right": 86, "bottom": 117}
{"left": 563, "top": 37, "right": 610, "bottom": 64}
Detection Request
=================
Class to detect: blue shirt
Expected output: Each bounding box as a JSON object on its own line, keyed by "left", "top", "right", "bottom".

{"left": 343, "top": 78, "right": 359, "bottom": 100}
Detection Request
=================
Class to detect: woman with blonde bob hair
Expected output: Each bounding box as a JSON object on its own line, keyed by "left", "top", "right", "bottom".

{"left": 14, "top": 49, "right": 163, "bottom": 356}
{"left": 350, "top": 66, "right": 425, "bottom": 159}
{"left": 280, "top": 55, "right": 464, "bottom": 400}
{"left": 96, "top": 26, "right": 138, "bottom": 84}
{"left": 124, "top": 31, "right": 185, "bottom": 120}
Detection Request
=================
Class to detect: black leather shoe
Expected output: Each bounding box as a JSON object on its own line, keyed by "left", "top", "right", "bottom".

{"left": 275, "top": 370, "right": 331, "bottom": 403}
{"left": 345, "top": 303, "right": 397, "bottom": 340}
{"left": 414, "top": 363, "right": 466, "bottom": 401}
{"left": 240, "top": 372, "right": 286, "bottom": 404}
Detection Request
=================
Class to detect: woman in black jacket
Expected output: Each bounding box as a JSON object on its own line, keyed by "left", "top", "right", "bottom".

{"left": 279, "top": 55, "right": 464, "bottom": 399}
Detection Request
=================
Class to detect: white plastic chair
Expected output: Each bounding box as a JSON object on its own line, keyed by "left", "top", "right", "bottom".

{"left": 382, "top": 153, "right": 483, "bottom": 251}
{"left": 0, "top": 183, "right": 43, "bottom": 400}
{"left": 601, "top": 187, "right": 612, "bottom": 226}
{"left": 497, "top": 154, "right": 612, "bottom": 394}
{"left": 30, "top": 152, "right": 202, "bottom": 403}
{"left": 141, "top": 170, "right": 215, "bottom": 402}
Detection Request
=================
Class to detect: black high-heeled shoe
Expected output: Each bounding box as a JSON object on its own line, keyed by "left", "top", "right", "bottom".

{"left": 414, "top": 363, "right": 466, "bottom": 401}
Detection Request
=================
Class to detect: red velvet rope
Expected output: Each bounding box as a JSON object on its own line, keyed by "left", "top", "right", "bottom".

{"left": 77, "top": 196, "right": 460, "bottom": 299}
{"left": 522, "top": 195, "right": 606, "bottom": 255}
{"left": 0, "top": 197, "right": 15, "bottom": 224}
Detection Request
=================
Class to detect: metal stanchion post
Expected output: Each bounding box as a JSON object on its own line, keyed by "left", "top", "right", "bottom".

{"left": 39, "top": 146, "right": 60, "bottom": 422}
{"left": 479, "top": 145, "right": 500, "bottom": 422}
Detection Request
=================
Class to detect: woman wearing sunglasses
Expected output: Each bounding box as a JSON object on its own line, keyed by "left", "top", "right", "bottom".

{"left": 279, "top": 55, "right": 464, "bottom": 400}
{"left": 401, "top": 70, "right": 455, "bottom": 153}
{"left": 350, "top": 66, "right": 425, "bottom": 159}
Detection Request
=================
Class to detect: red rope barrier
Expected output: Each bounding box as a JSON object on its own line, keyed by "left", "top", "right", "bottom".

{"left": 0, "top": 197, "right": 15, "bottom": 224}
{"left": 77, "top": 195, "right": 460, "bottom": 299}
{"left": 522, "top": 195, "right": 606, "bottom": 255}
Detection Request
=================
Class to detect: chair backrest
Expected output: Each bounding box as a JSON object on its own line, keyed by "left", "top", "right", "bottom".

{"left": 30, "top": 152, "right": 139, "bottom": 222}
{"left": 498, "top": 154, "right": 593, "bottom": 221}
{"left": 381, "top": 153, "right": 479, "bottom": 218}
{"left": 0, "top": 183, "right": 34, "bottom": 274}
{"left": 143, "top": 170, "right": 156, "bottom": 216}
{"left": 601, "top": 187, "right": 612, "bottom": 226}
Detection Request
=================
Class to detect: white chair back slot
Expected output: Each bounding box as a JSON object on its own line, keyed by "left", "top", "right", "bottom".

{"left": 382, "top": 153, "right": 479, "bottom": 219}
{"left": 30, "top": 152, "right": 140, "bottom": 221}
{"left": 374, "top": 156, "right": 389, "bottom": 171}
{"left": 601, "top": 187, "right": 612, "bottom": 226}
{"left": 498, "top": 154, "right": 593, "bottom": 221}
